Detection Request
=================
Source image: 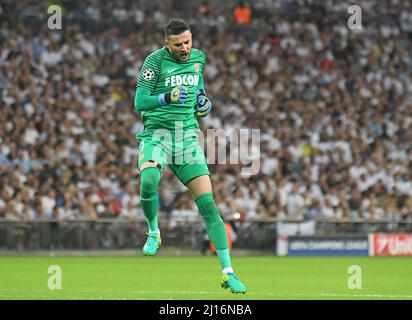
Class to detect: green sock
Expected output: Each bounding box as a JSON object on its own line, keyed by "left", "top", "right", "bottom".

{"left": 195, "top": 192, "right": 232, "bottom": 271}
{"left": 145, "top": 215, "right": 159, "bottom": 233}
{"left": 216, "top": 249, "right": 233, "bottom": 274}
{"left": 140, "top": 167, "right": 161, "bottom": 233}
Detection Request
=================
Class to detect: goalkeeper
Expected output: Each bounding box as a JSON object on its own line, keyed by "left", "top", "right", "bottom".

{"left": 133, "top": 19, "right": 246, "bottom": 294}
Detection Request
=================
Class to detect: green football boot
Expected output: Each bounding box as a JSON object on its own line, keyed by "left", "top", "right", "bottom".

{"left": 143, "top": 232, "right": 161, "bottom": 256}
{"left": 221, "top": 273, "right": 247, "bottom": 294}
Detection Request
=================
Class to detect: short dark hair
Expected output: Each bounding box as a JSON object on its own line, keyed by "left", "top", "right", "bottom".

{"left": 164, "top": 19, "right": 191, "bottom": 38}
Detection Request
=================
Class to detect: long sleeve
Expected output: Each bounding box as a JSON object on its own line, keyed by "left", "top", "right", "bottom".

{"left": 198, "top": 73, "right": 205, "bottom": 92}
{"left": 134, "top": 87, "right": 162, "bottom": 111}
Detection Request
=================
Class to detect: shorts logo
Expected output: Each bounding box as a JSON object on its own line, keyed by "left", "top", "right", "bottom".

{"left": 143, "top": 69, "right": 155, "bottom": 80}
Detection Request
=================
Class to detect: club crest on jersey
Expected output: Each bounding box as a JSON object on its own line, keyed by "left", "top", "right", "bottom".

{"left": 194, "top": 63, "right": 200, "bottom": 73}
{"left": 143, "top": 69, "right": 155, "bottom": 80}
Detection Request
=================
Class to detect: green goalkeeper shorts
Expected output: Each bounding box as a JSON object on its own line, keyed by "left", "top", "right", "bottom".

{"left": 137, "top": 129, "right": 210, "bottom": 185}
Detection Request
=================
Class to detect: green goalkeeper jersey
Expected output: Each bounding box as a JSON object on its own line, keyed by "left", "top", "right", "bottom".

{"left": 136, "top": 47, "right": 206, "bottom": 132}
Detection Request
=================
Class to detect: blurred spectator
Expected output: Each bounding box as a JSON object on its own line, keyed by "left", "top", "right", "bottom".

{"left": 233, "top": 1, "right": 252, "bottom": 25}
{"left": 0, "top": 0, "right": 411, "bottom": 232}
{"left": 198, "top": 1, "right": 212, "bottom": 18}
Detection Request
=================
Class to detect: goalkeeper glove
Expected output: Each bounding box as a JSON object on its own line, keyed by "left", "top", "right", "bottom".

{"left": 158, "top": 86, "right": 188, "bottom": 105}
{"left": 195, "top": 89, "right": 212, "bottom": 118}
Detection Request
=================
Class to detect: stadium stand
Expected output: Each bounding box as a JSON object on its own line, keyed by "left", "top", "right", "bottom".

{"left": 0, "top": 0, "right": 411, "bottom": 250}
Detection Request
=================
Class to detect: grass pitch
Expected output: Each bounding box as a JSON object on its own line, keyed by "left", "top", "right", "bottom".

{"left": 0, "top": 256, "right": 411, "bottom": 300}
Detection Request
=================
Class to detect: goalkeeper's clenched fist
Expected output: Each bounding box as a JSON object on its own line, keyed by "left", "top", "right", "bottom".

{"left": 195, "top": 89, "right": 212, "bottom": 118}
{"left": 158, "top": 86, "right": 188, "bottom": 105}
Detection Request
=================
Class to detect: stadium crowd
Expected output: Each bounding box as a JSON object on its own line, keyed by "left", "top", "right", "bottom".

{"left": 1, "top": 0, "right": 412, "bottom": 230}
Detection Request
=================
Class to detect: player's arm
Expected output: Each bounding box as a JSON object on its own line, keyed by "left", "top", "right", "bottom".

{"left": 134, "top": 86, "right": 188, "bottom": 111}
{"left": 195, "top": 73, "right": 212, "bottom": 118}
{"left": 134, "top": 87, "right": 160, "bottom": 111}
{"left": 198, "top": 73, "right": 205, "bottom": 92}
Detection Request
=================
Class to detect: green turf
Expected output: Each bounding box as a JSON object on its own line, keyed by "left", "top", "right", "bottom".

{"left": 0, "top": 256, "right": 411, "bottom": 300}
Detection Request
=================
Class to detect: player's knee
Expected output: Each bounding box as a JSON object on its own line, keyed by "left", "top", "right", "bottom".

{"left": 195, "top": 192, "right": 221, "bottom": 221}
{"left": 140, "top": 166, "right": 161, "bottom": 195}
